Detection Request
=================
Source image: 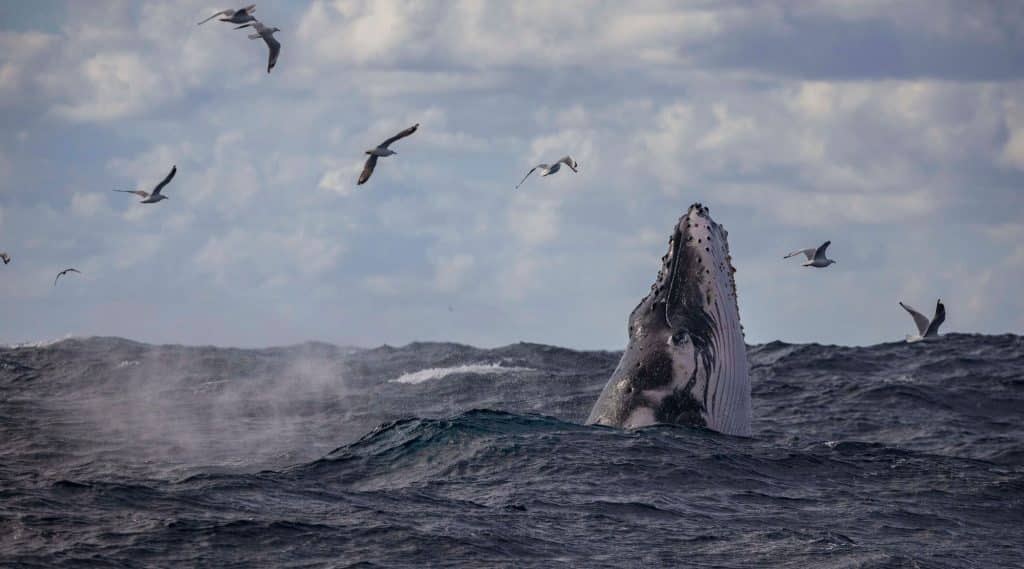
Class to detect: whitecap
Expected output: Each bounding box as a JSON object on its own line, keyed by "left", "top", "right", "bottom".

{"left": 389, "top": 363, "right": 533, "bottom": 385}
{"left": 5, "top": 334, "right": 75, "bottom": 349}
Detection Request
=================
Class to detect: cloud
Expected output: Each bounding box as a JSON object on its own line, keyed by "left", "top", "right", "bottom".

{"left": 0, "top": 31, "right": 56, "bottom": 99}
{"left": 194, "top": 227, "right": 343, "bottom": 288}
{"left": 319, "top": 162, "right": 364, "bottom": 196}
{"left": 70, "top": 192, "right": 108, "bottom": 218}
{"left": 716, "top": 184, "right": 937, "bottom": 227}
{"left": 295, "top": 1, "right": 720, "bottom": 70}
{"left": 507, "top": 197, "right": 561, "bottom": 248}
{"left": 1, "top": 1, "right": 1023, "bottom": 349}
{"left": 113, "top": 233, "right": 161, "bottom": 269}
{"left": 432, "top": 253, "right": 474, "bottom": 292}
{"left": 52, "top": 53, "right": 166, "bottom": 121}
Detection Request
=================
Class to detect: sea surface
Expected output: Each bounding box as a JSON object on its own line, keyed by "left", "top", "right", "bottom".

{"left": 1, "top": 334, "right": 1022, "bottom": 568}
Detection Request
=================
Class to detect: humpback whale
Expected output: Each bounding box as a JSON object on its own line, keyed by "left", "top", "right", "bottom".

{"left": 587, "top": 203, "right": 751, "bottom": 436}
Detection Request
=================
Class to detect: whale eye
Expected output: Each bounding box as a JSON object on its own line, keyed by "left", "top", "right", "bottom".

{"left": 670, "top": 331, "right": 689, "bottom": 346}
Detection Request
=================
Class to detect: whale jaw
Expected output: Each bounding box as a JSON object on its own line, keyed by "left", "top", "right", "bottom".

{"left": 587, "top": 203, "right": 751, "bottom": 436}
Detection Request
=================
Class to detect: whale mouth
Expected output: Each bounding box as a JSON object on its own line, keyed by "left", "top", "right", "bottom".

{"left": 587, "top": 203, "right": 750, "bottom": 436}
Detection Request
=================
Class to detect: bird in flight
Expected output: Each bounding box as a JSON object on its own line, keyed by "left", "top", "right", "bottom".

{"left": 197, "top": 4, "right": 256, "bottom": 25}
{"left": 1, "top": 252, "right": 10, "bottom": 265}
{"left": 54, "top": 268, "right": 81, "bottom": 287}
{"left": 784, "top": 241, "right": 835, "bottom": 268}
{"left": 358, "top": 123, "right": 419, "bottom": 185}
{"left": 899, "top": 299, "right": 946, "bottom": 343}
{"left": 112, "top": 166, "right": 177, "bottom": 204}
{"left": 236, "top": 20, "right": 281, "bottom": 73}
{"left": 515, "top": 156, "right": 578, "bottom": 189}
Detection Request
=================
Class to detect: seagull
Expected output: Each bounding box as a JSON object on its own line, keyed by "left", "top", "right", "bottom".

{"left": 515, "top": 156, "right": 578, "bottom": 189}
{"left": 197, "top": 4, "right": 256, "bottom": 25}
{"left": 112, "top": 166, "right": 177, "bottom": 204}
{"left": 54, "top": 268, "right": 81, "bottom": 287}
{"left": 1, "top": 252, "right": 10, "bottom": 265}
{"left": 236, "top": 20, "right": 280, "bottom": 73}
{"left": 358, "top": 123, "right": 419, "bottom": 185}
{"left": 784, "top": 241, "right": 835, "bottom": 268}
{"left": 899, "top": 299, "right": 946, "bottom": 343}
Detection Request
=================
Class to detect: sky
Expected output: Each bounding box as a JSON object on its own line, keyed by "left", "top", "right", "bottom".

{"left": 0, "top": 0, "right": 1022, "bottom": 349}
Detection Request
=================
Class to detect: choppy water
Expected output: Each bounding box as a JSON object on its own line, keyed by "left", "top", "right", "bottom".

{"left": 1, "top": 334, "right": 1022, "bottom": 567}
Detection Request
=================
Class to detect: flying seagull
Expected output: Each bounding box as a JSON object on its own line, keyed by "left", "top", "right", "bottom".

{"left": 515, "top": 156, "right": 578, "bottom": 189}
{"left": 197, "top": 4, "right": 256, "bottom": 25}
{"left": 54, "top": 268, "right": 81, "bottom": 287}
{"left": 1, "top": 252, "right": 10, "bottom": 265}
{"left": 784, "top": 241, "right": 835, "bottom": 268}
{"left": 358, "top": 123, "right": 419, "bottom": 185}
{"left": 112, "top": 165, "right": 177, "bottom": 204}
{"left": 899, "top": 299, "right": 946, "bottom": 343}
{"left": 236, "top": 20, "right": 280, "bottom": 73}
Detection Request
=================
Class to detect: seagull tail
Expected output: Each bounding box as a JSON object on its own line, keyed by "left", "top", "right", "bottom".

{"left": 248, "top": 32, "right": 261, "bottom": 40}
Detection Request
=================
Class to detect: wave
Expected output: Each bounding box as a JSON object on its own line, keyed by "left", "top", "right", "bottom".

{"left": 2, "top": 335, "right": 1023, "bottom": 567}
{"left": 3, "top": 333, "right": 76, "bottom": 349}
{"left": 389, "top": 362, "right": 535, "bottom": 384}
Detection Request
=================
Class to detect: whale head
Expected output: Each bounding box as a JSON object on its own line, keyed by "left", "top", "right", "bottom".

{"left": 587, "top": 203, "right": 751, "bottom": 436}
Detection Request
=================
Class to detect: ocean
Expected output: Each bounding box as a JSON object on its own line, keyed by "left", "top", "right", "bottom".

{"left": 1, "top": 334, "right": 1022, "bottom": 567}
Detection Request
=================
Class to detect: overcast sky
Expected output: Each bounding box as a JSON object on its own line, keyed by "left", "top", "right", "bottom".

{"left": 0, "top": 1, "right": 1022, "bottom": 349}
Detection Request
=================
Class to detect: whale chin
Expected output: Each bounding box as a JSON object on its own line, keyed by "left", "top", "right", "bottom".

{"left": 587, "top": 203, "right": 751, "bottom": 436}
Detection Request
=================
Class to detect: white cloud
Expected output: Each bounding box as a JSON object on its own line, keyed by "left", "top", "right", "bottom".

{"left": 318, "top": 163, "right": 363, "bottom": 196}
{"left": 113, "top": 234, "right": 161, "bottom": 269}
{"left": 70, "top": 192, "right": 107, "bottom": 218}
{"left": 0, "top": 31, "right": 56, "bottom": 98}
{"left": 507, "top": 197, "right": 560, "bottom": 248}
{"left": 432, "top": 253, "right": 474, "bottom": 292}
{"left": 717, "top": 184, "right": 937, "bottom": 227}
{"left": 1, "top": 1, "right": 1023, "bottom": 349}
{"left": 1000, "top": 99, "right": 1024, "bottom": 171}
{"left": 497, "top": 255, "right": 540, "bottom": 302}
{"left": 194, "top": 227, "right": 343, "bottom": 287}
{"left": 52, "top": 53, "right": 166, "bottom": 122}
{"left": 295, "top": 0, "right": 722, "bottom": 70}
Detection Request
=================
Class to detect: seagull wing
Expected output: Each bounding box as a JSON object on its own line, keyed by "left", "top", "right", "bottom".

{"left": 784, "top": 247, "right": 816, "bottom": 260}
{"left": 358, "top": 154, "right": 378, "bottom": 185}
{"left": 925, "top": 300, "right": 945, "bottom": 337}
{"left": 814, "top": 240, "right": 831, "bottom": 261}
{"left": 243, "top": 4, "right": 256, "bottom": 14}
{"left": 238, "top": 19, "right": 265, "bottom": 31}
{"left": 198, "top": 9, "right": 231, "bottom": 25}
{"left": 263, "top": 33, "right": 280, "bottom": 73}
{"left": 515, "top": 166, "right": 541, "bottom": 189}
{"left": 151, "top": 165, "right": 177, "bottom": 196}
{"left": 899, "top": 302, "right": 930, "bottom": 336}
{"left": 558, "top": 155, "right": 578, "bottom": 172}
{"left": 113, "top": 190, "right": 150, "bottom": 198}
{"left": 379, "top": 123, "right": 419, "bottom": 149}
{"left": 1, "top": 252, "right": 10, "bottom": 264}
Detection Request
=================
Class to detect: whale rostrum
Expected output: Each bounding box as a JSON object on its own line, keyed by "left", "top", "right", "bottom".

{"left": 587, "top": 203, "right": 751, "bottom": 436}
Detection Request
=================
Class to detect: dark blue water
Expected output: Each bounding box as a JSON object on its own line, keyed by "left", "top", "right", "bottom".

{"left": 2, "top": 334, "right": 1022, "bottom": 567}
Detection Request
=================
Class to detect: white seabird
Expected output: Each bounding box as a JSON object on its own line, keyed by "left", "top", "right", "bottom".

{"left": 784, "top": 241, "right": 835, "bottom": 268}
{"left": 112, "top": 166, "right": 177, "bottom": 204}
{"left": 53, "top": 268, "right": 81, "bottom": 287}
{"left": 899, "top": 299, "right": 946, "bottom": 343}
{"left": 515, "top": 156, "right": 578, "bottom": 189}
{"left": 197, "top": 4, "right": 256, "bottom": 25}
{"left": 1, "top": 252, "right": 10, "bottom": 265}
{"left": 358, "top": 123, "right": 419, "bottom": 185}
{"left": 236, "top": 20, "right": 281, "bottom": 74}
